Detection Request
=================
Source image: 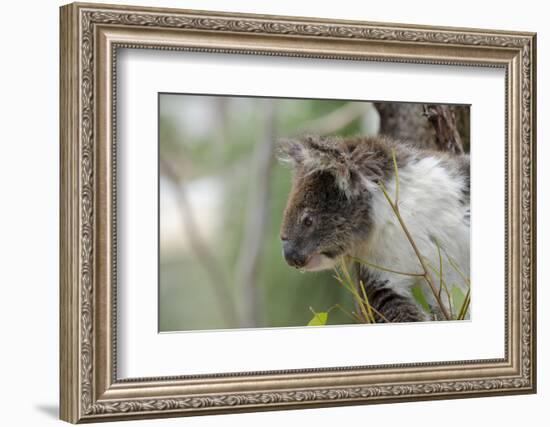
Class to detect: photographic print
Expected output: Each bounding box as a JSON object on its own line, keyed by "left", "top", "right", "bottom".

{"left": 159, "top": 95, "right": 471, "bottom": 332}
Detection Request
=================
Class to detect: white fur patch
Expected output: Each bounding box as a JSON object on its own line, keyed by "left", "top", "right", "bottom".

{"left": 357, "top": 155, "right": 471, "bottom": 318}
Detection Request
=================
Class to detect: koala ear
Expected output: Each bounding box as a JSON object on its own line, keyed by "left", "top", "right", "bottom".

{"left": 277, "top": 135, "right": 343, "bottom": 168}
{"left": 279, "top": 135, "right": 363, "bottom": 197}
{"left": 276, "top": 137, "right": 307, "bottom": 167}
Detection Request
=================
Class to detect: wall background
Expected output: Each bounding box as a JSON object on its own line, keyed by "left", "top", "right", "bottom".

{"left": 0, "top": 0, "right": 545, "bottom": 425}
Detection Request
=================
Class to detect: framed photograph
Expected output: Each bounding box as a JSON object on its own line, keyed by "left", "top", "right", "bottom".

{"left": 60, "top": 2, "right": 537, "bottom": 423}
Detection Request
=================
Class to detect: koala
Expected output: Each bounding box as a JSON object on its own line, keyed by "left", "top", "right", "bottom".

{"left": 278, "top": 135, "right": 470, "bottom": 323}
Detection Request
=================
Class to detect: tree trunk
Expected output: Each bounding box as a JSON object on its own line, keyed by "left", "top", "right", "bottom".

{"left": 423, "top": 105, "right": 465, "bottom": 154}
{"left": 374, "top": 102, "right": 469, "bottom": 153}
{"left": 374, "top": 102, "right": 436, "bottom": 149}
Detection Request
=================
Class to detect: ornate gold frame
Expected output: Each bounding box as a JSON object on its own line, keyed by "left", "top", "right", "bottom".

{"left": 59, "top": 2, "right": 537, "bottom": 423}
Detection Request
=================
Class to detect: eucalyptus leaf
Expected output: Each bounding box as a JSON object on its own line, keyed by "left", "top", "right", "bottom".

{"left": 307, "top": 311, "right": 328, "bottom": 326}
{"left": 451, "top": 286, "right": 465, "bottom": 313}
{"left": 411, "top": 283, "right": 431, "bottom": 313}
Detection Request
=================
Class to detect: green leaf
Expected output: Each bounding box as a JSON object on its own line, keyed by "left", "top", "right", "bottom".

{"left": 451, "top": 286, "right": 465, "bottom": 313}
{"left": 411, "top": 283, "right": 431, "bottom": 313}
{"left": 307, "top": 311, "right": 328, "bottom": 326}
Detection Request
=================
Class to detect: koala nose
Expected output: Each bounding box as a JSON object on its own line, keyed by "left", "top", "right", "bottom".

{"left": 282, "top": 241, "right": 307, "bottom": 268}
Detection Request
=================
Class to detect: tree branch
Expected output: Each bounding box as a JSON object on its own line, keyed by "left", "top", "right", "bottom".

{"left": 297, "top": 102, "right": 370, "bottom": 135}
{"left": 160, "top": 155, "right": 238, "bottom": 327}
{"left": 234, "top": 100, "right": 277, "bottom": 327}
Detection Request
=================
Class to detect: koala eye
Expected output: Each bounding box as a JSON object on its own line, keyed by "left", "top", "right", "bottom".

{"left": 302, "top": 214, "right": 313, "bottom": 228}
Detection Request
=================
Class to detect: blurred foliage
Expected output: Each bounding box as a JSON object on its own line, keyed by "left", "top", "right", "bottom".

{"left": 159, "top": 96, "right": 366, "bottom": 331}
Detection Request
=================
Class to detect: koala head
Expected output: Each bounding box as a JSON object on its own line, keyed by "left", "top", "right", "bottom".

{"left": 278, "top": 135, "right": 391, "bottom": 272}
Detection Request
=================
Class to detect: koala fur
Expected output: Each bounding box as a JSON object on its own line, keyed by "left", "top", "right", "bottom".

{"left": 278, "top": 134, "right": 470, "bottom": 322}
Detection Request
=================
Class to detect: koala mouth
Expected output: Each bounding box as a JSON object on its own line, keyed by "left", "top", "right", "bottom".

{"left": 301, "top": 254, "right": 329, "bottom": 271}
{"left": 300, "top": 251, "right": 341, "bottom": 272}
